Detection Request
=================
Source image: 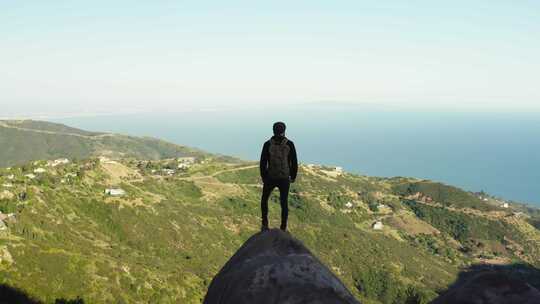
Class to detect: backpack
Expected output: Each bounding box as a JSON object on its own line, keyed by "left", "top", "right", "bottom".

{"left": 268, "top": 137, "right": 291, "bottom": 179}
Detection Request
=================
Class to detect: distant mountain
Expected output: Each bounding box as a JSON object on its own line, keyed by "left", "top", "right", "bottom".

{"left": 0, "top": 120, "right": 212, "bottom": 167}
{"left": 0, "top": 122, "right": 539, "bottom": 303}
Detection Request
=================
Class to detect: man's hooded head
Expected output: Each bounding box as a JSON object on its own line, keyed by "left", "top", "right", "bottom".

{"left": 273, "top": 122, "right": 286, "bottom": 136}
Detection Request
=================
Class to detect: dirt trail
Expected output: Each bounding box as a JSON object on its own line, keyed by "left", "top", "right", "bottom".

{"left": 179, "top": 165, "right": 258, "bottom": 181}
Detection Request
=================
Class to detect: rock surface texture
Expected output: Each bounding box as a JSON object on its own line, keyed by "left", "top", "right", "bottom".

{"left": 203, "top": 229, "right": 360, "bottom": 304}
{"left": 432, "top": 270, "right": 540, "bottom": 304}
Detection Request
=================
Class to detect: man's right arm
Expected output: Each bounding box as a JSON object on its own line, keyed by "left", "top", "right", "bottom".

{"left": 259, "top": 141, "right": 269, "bottom": 181}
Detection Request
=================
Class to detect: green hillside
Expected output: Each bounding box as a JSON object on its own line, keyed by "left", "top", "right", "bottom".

{"left": 391, "top": 180, "right": 499, "bottom": 211}
{"left": 1, "top": 121, "right": 539, "bottom": 303}
{"left": 1, "top": 155, "right": 539, "bottom": 303}
{"left": 1, "top": 120, "right": 103, "bottom": 137}
{"left": 0, "top": 120, "right": 210, "bottom": 167}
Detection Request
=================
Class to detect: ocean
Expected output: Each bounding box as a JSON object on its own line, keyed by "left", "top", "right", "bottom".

{"left": 53, "top": 104, "right": 540, "bottom": 206}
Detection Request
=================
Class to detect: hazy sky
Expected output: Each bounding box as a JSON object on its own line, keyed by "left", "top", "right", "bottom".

{"left": 1, "top": 1, "right": 539, "bottom": 116}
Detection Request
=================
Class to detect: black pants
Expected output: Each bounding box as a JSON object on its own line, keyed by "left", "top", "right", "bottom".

{"left": 261, "top": 178, "right": 290, "bottom": 227}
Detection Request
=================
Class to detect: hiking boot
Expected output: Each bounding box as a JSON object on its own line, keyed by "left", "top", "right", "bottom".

{"left": 280, "top": 223, "right": 287, "bottom": 231}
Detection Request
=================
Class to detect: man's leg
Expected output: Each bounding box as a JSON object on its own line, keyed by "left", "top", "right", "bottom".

{"left": 260, "top": 181, "right": 275, "bottom": 230}
{"left": 277, "top": 179, "right": 291, "bottom": 231}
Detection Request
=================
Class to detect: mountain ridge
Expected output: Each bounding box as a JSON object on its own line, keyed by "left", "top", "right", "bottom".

{"left": 0, "top": 119, "right": 219, "bottom": 167}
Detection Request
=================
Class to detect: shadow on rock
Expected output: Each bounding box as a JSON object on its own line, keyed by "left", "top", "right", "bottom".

{"left": 432, "top": 263, "right": 540, "bottom": 304}
{"left": 0, "top": 284, "right": 84, "bottom": 304}
{"left": 0, "top": 284, "right": 41, "bottom": 304}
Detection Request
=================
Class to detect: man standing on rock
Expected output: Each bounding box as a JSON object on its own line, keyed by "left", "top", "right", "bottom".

{"left": 259, "top": 122, "right": 298, "bottom": 231}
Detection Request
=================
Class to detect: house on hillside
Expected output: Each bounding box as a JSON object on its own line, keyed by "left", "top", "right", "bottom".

{"left": 372, "top": 221, "right": 384, "bottom": 230}
{"left": 476, "top": 192, "right": 491, "bottom": 202}
{"left": 334, "top": 167, "right": 343, "bottom": 174}
{"left": 0, "top": 212, "right": 14, "bottom": 227}
{"left": 34, "top": 168, "right": 46, "bottom": 173}
{"left": 105, "top": 188, "right": 126, "bottom": 196}
{"left": 24, "top": 174, "right": 36, "bottom": 179}
{"left": 162, "top": 169, "right": 175, "bottom": 176}
{"left": 178, "top": 157, "right": 196, "bottom": 164}
{"left": 177, "top": 163, "right": 190, "bottom": 170}
{"left": 99, "top": 156, "right": 117, "bottom": 164}
{"left": 2, "top": 183, "right": 13, "bottom": 188}
{"left": 501, "top": 202, "right": 509, "bottom": 208}
{"left": 51, "top": 158, "right": 70, "bottom": 167}
{"left": 345, "top": 202, "right": 353, "bottom": 208}
{"left": 6, "top": 175, "right": 14, "bottom": 180}
{"left": 0, "top": 191, "right": 14, "bottom": 200}
{"left": 0, "top": 212, "right": 8, "bottom": 221}
{"left": 62, "top": 173, "right": 77, "bottom": 183}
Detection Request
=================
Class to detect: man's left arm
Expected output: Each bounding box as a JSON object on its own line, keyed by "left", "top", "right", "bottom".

{"left": 289, "top": 141, "right": 298, "bottom": 182}
{"left": 260, "top": 142, "right": 270, "bottom": 181}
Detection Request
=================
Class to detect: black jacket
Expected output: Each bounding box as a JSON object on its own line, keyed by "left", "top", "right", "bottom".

{"left": 260, "top": 136, "right": 298, "bottom": 181}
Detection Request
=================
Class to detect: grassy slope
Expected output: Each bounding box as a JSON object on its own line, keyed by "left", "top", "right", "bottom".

{"left": 0, "top": 120, "right": 208, "bottom": 167}
{"left": 1, "top": 120, "right": 103, "bottom": 136}
{"left": 1, "top": 159, "right": 539, "bottom": 304}
{"left": 391, "top": 180, "right": 499, "bottom": 211}
{"left": 0, "top": 121, "right": 539, "bottom": 303}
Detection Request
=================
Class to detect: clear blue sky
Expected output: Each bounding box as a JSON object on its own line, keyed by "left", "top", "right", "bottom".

{"left": 1, "top": 1, "right": 539, "bottom": 116}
